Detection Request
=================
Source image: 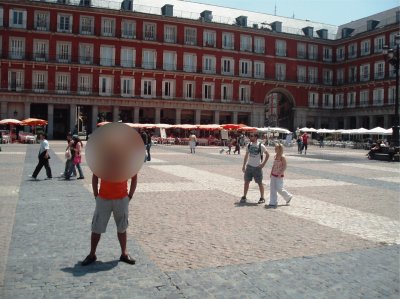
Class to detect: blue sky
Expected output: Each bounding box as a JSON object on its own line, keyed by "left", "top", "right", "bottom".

{"left": 186, "top": 0, "right": 399, "bottom": 25}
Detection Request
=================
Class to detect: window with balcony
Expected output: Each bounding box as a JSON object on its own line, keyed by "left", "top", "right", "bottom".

{"left": 99, "top": 76, "right": 113, "bottom": 96}
{"left": 202, "top": 83, "right": 214, "bottom": 101}
{"left": 347, "top": 92, "right": 356, "bottom": 108}
{"left": 254, "top": 37, "right": 265, "bottom": 54}
{"left": 308, "top": 67, "right": 318, "bottom": 84}
{"left": 308, "top": 92, "right": 319, "bottom": 108}
{"left": 323, "top": 69, "right": 333, "bottom": 85}
{"left": 389, "top": 64, "right": 397, "bottom": 78}
{"left": 79, "top": 43, "right": 93, "bottom": 65}
{"left": 297, "top": 43, "right": 306, "bottom": 59}
{"left": 360, "top": 90, "right": 369, "bottom": 107}
{"left": 348, "top": 43, "right": 357, "bottom": 59}
{"left": 78, "top": 74, "right": 92, "bottom": 95}
{"left": 121, "top": 47, "right": 135, "bottom": 68}
{"left": 221, "top": 57, "right": 234, "bottom": 76}
{"left": 141, "top": 79, "right": 156, "bottom": 97}
{"left": 222, "top": 32, "right": 234, "bottom": 50}
{"left": 33, "top": 71, "right": 47, "bottom": 93}
{"left": 360, "top": 64, "right": 370, "bottom": 82}
{"left": 374, "top": 35, "right": 385, "bottom": 53}
{"left": 142, "top": 50, "right": 156, "bottom": 69}
{"left": 323, "top": 47, "right": 332, "bottom": 62}
{"left": 10, "top": 9, "right": 26, "bottom": 29}
{"left": 34, "top": 11, "right": 49, "bottom": 31}
{"left": 336, "top": 46, "right": 345, "bottom": 61}
{"left": 9, "top": 38, "right": 25, "bottom": 59}
{"left": 276, "top": 40, "right": 286, "bottom": 56}
{"left": 374, "top": 61, "right": 384, "bottom": 80}
{"left": 239, "top": 85, "right": 251, "bottom": 103}
{"left": 388, "top": 86, "right": 396, "bottom": 104}
{"left": 102, "top": 18, "right": 115, "bottom": 37}
{"left": 0, "top": 7, "right": 3, "bottom": 27}
{"left": 240, "top": 59, "right": 251, "bottom": 77}
{"left": 203, "top": 31, "right": 216, "bottom": 47}
{"left": 336, "top": 68, "right": 344, "bottom": 85}
{"left": 33, "top": 40, "right": 48, "bottom": 62}
{"left": 360, "top": 39, "right": 370, "bottom": 56}
{"left": 184, "top": 81, "right": 195, "bottom": 100}
{"left": 100, "top": 45, "right": 115, "bottom": 66}
{"left": 221, "top": 84, "right": 233, "bottom": 102}
{"left": 58, "top": 14, "right": 72, "bottom": 33}
{"left": 348, "top": 66, "right": 357, "bottom": 83}
{"left": 373, "top": 88, "right": 384, "bottom": 106}
{"left": 162, "top": 80, "right": 175, "bottom": 99}
{"left": 240, "top": 35, "right": 252, "bottom": 52}
{"left": 57, "top": 42, "right": 71, "bottom": 63}
{"left": 56, "top": 73, "right": 70, "bottom": 94}
{"left": 8, "top": 70, "right": 24, "bottom": 91}
{"left": 121, "top": 77, "right": 134, "bottom": 97}
{"left": 121, "top": 20, "right": 136, "bottom": 39}
{"left": 184, "top": 27, "right": 197, "bottom": 46}
{"left": 164, "top": 25, "right": 177, "bottom": 43}
{"left": 80, "top": 16, "right": 94, "bottom": 35}
{"left": 144, "top": 23, "right": 156, "bottom": 41}
{"left": 275, "top": 63, "right": 286, "bottom": 81}
{"left": 254, "top": 61, "right": 264, "bottom": 79}
{"left": 335, "top": 93, "right": 344, "bottom": 109}
{"left": 203, "top": 56, "right": 216, "bottom": 74}
{"left": 322, "top": 93, "right": 333, "bottom": 108}
{"left": 183, "top": 53, "right": 196, "bottom": 73}
{"left": 308, "top": 44, "right": 317, "bottom": 60}
{"left": 297, "top": 66, "right": 306, "bottom": 83}
{"left": 163, "top": 51, "right": 176, "bottom": 71}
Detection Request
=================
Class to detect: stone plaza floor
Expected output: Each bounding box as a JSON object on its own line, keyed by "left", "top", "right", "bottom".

{"left": 0, "top": 141, "right": 399, "bottom": 298}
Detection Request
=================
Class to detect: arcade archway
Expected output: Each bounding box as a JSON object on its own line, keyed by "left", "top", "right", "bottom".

{"left": 264, "top": 89, "right": 295, "bottom": 130}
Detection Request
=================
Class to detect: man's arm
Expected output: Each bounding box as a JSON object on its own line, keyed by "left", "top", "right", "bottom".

{"left": 259, "top": 147, "right": 270, "bottom": 168}
{"left": 92, "top": 174, "right": 99, "bottom": 198}
{"left": 242, "top": 151, "right": 249, "bottom": 172}
{"left": 128, "top": 175, "right": 138, "bottom": 200}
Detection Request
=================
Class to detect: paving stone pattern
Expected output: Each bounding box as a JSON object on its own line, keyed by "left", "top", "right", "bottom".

{"left": 0, "top": 142, "right": 399, "bottom": 298}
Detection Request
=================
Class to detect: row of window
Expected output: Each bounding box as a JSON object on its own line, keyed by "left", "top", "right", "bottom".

{"left": 308, "top": 88, "right": 396, "bottom": 109}
{"left": 3, "top": 37, "right": 397, "bottom": 84}
{"left": 2, "top": 7, "right": 399, "bottom": 61}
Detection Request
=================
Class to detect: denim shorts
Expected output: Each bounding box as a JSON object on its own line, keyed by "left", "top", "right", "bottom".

{"left": 244, "top": 165, "right": 263, "bottom": 184}
{"left": 91, "top": 196, "right": 129, "bottom": 234}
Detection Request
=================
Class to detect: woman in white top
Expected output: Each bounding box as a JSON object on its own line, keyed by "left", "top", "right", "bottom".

{"left": 189, "top": 133, "right": 197, "bottom": 154}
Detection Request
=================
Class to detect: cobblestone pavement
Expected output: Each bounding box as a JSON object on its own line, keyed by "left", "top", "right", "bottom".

{"left": 0, "top": 142, "right": 399, "bottom": 298}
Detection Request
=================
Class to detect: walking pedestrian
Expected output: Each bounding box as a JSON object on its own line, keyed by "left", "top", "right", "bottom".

{"left": 265, "top": 143, "right": 293, "bottom": 209}
{"left": 301, "top": 132, "right": 309, "bottom": 154}
{"left": 189, "top": 132, "right": 197, "bottom": 154}
{"left": 30, "top": 133, "right": 52, "bottom": 180}
{"left": 240, "top": 133, "right": 269, "bottom": 204}
{"left": 296, "top": 135, "right": 302, "bottom": 154}
{"left": 65, "top": 135, "right": 84, "bottom": 180}
{"left": 61, "top": 133, "right": 76, "bottom": 178}
{"left": 140, "top": 130, "right": 149, "bottom": 162}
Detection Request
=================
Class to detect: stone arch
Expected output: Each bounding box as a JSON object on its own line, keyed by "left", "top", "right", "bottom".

{"left": 264, "top": 88, "right": 296, "bottom": 130}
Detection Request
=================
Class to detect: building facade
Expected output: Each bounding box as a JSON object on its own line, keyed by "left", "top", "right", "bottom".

{"left": 0, "top": 0, "right": 399, "bottom": 138}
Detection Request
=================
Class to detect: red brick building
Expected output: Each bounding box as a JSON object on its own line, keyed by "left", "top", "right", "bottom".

{"left": 0, "top": 0, "right": 398, "bottom": 138}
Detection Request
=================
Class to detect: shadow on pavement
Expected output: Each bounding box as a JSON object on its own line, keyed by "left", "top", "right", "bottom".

{"left": 61, "top": 260, "right": 119, "bottom": 277}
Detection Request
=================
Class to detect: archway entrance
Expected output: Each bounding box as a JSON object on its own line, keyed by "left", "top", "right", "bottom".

{"left": 264, "top": 89, "right": 295, "bottom": 130}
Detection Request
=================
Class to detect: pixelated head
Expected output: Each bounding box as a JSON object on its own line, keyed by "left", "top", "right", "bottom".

{"left": 85, "top": 123, "right": 145, "bottom": 182}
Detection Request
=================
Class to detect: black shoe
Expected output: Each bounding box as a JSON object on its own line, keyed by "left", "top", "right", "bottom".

{"left": 77, "top": 177, "right": 85, "bottom": 179}
{"left": 81, "top": 254, "right": 97, "bottom": 266}
{"left": 258, "top": 198, "right": 265, "bottom": 204}
{"left": 265, "top": 204, "right": 277, "bottom": 209}
{"left": 120, "top": 254, "right": 135, "bottom": 265}
{"left": 240, "top": 196, "right": 247, "bottom": 203}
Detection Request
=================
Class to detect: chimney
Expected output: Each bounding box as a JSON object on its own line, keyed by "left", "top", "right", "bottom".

{"left": 302, "top": 26, "right": 313, "bottom": 37}
{"left": 121, "top": 0, "right": 133, "bottom": 10}
{"left": 270, "top": 21, "right": 282, "bottom": 32}
{"left": 200, "top": 10, "right": 213, "bottom": 22}
{"left": 366, "top": 20, "right": 379, "bottom": 30}
{"left": 161, "top": 4, "right": 173, "bottom": 17}
{"left": 252, "top": 23, "right": 259, "bottom": 29}
{"left": 79, "top": 0, "right": 91, "bottom": 6}
{"left": 235, "top": 16, "right": 248, "bottom": 27}
{"left": 341, "top": 27, "right": 354, "bottom": 38}
{"left": 397, "top": 11, "right": 400, "bottom": 23}
{"left": 316, "top": 29, "right": 328, "bottom": 39}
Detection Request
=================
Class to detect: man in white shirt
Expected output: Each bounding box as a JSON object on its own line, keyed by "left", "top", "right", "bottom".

{"left": 241, "top": 133, "right": 269, "bottom": 204}
{"left": 30, "top": 133, "right": 52, "bottom": 180}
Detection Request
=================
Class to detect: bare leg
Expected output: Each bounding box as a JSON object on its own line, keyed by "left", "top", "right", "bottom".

{"left": 117, "top": 231, "right": 128, "bottom": 256}
{"left": 243, "top": 181, "right": 250, "bottom": 197}
{"left": 90, "top": 232, "right": 101, "bottom": 256}
{"left": 258, "top": 182, "right": 265, "bottom": 199}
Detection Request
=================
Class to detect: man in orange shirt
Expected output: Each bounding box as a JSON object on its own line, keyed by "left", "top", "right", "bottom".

{"left": 81, "top": 174, "right": 138, "bottom": 266}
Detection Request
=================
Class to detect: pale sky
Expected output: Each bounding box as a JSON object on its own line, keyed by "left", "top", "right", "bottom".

{"left": 185, "top": 0, "right": 399, "bottom": 25}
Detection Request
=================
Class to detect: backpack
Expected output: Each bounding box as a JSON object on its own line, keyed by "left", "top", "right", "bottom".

{"left": 248, "top": 142, "right": 263, "bottom": 161}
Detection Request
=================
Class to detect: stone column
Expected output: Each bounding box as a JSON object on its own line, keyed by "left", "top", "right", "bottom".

{"left": 24, "top": 102, "right": 30, "bottom": 119}
{"left": 384, "top": 114, "right": 389, "bottom": 129}
{"left": 47, "top": 104, "right": 54, "bottom": 139}
{"left": 91, "top": 105, "right": 98, "bottom": 131}
{"left": 315, "top": 116, "right": 321, "bottom": 129}
{"left": 343, "top": 117, "right": 350, "bottom": 129}
{"left": 214, "top": 110, "right": 220, "bottom": 124}
{"left": 0, "top": 101, "right": 7, "bottom": 119}
{"left": 175, "top": 108, "right": 182, "bottom": 124}
{"left": 155, "top": 107, "right": 161, "bottom": 123}
{"left": 368, "top": 115, "right": 374, "bottom": 128}
{"left": 233, "top": 111, "right": 238, "bottom": 124}
{"left": 70, "top": 104, "right": 76, "bottom": 133}
{"left": 195, "top": 109, "right": 201, "bottom": 124}
{"left": 113, "top": 106, "right": 119, "bottom": 122}
{"left": 355, "top": 116, "right": 361, "bottom": 128}
{"left": 133, "top": 107, "right": 140, "bottom": 123}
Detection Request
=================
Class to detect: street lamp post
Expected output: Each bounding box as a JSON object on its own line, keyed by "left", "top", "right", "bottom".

{"left": 383, "top": 33, "right": 400, "bottom": 147}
